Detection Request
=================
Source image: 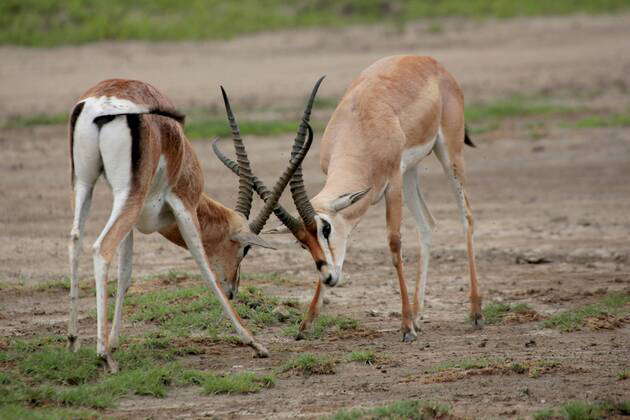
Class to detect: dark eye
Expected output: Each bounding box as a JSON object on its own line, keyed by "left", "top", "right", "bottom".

{"left": 321, "top": 221, "right": 331, "bottom": 240}
{"left": 243, "top": 245, "right": 251, "bottom": 257}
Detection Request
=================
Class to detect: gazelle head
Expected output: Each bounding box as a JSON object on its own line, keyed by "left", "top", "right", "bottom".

{"left": 209, "top": 86, "right": 314, "bottom": 299}
{"left": 213, "top": 77, "right": 369, "bottom": 288}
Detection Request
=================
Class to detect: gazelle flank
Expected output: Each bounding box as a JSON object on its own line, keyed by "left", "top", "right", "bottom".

{"left": 215, "top": 56, "right": 482, "bottom": 342}
{"left": 67, "top": 79, "right": 314, "bottom": 371}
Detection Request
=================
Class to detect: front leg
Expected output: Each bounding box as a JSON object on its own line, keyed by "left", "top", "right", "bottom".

{"left": 167, "top": 195, "right": 268, "bottom": 357}
{"left": 296, "top": 278, "right": 324, "bottom": 340}
{"left": 385, "top": 177, "right": 416, "bottom": 342}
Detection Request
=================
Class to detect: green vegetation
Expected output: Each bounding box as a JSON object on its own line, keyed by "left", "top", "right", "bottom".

{"left": 186, "top": 118, "right": 308, "bottom": 140}
{"left": 1, "top": 113, "right": 67, "bottom": 129}
{"left": 481, "top": 301, "right": 534, "bottom": 324}
{"left": 465, "top": 95, "right": 576, "bottom": 123}
{"left": 280, "top": 353, "right": 336, "bottom": 376}
{"left": 618, "top": 369, "right": 630, "bottom": 380}
{"left": 327, "top": 399, "right": 451, "bottom": 420}
{"left": 2, "top": 0, "right": 628, "bottom": 47}
{"left": 543, "top": 292, "right": 630, "bottom": 332}
{"left": 124, "top": 284, "right": 301, "bottom": 338}
{"left": 283, "top": 314, "right": 359, "bottom": 339}
{"left": 572, "top": 112, "right": 630, "bottom": 128}
{"left": 533, "top": 400, "right": 630, "bottom": 420}
{"left": 428, "top": 356, "right": 498, "bottom": 373}
{"left": 0, "top": 284, "right": 294, "bottom": 415}
{"left": 346, "top": 350, "right": 376, "bottom": 365}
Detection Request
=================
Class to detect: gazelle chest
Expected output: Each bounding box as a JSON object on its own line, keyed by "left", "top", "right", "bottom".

{"left": 136, "top": 156, "right": 175, "bottom": 234}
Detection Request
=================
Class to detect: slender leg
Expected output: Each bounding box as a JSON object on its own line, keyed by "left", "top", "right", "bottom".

{"left": 385, "top": 176, "right": 416, "bottom": 342}
{"left": 434, "top": 136, "right": 483, "bottom": 327}
{"left": 166, "top": 194, "right": 268, "bottom": 357}
{"left": 92, "top": 189, "right": 137, "bottom": 373}
{"left": 402, "top": 167, "right": 436, "bottom": 329}
{"left": 68, "top": 181, "right": 96, "bottom": 351}
{"left": 296, "top": 278, "right": 324, "bottom": 340}
{"left": 108, "top": 230, "right": 133, "bottom": 350}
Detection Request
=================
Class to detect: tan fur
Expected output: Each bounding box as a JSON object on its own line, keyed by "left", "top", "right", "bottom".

{"left": 298, "top": 56, "right": 482, "bottom": 337}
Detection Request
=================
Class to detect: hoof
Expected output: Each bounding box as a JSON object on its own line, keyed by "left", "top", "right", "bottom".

{"left": 251, "top": 342, "right": 269, "bottom": 358}
{"left": 471, "top": 313, "right": 484, "bottom": 330}
{"left": 100, "top": 353, "right": 119, "bottom": 374}
{"left": 67, "top": 335, "right": 80, "bottom": 352}
{"left": 402, "top": 330, "right": 417, "bottom": 343}
{"left": 294, "top": 332, "right": 305, "bottom": 341}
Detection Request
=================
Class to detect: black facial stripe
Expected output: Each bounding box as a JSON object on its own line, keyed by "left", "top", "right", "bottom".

{"left": 315, "top": 260, "right": 325, "bottom": 271}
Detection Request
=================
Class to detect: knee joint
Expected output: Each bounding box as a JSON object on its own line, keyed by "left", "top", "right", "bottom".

{"left": 388, "top": 235, "right": 401, "bottom": 254}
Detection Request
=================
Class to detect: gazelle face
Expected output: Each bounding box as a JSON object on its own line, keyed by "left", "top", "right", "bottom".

{"left": 205, "top": 219, "right": 273, "bottom": 300}
{"left": 296, "top": 212, "right": 351, "bottom": 287}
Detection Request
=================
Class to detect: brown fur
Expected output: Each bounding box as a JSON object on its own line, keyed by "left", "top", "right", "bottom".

{"left": 299, "top": 56, "right": 482, "bottom": 336}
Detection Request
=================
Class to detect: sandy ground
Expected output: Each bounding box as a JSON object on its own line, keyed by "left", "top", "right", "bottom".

{"left": 1, "top": 13, "right": 630, "bottom": 419}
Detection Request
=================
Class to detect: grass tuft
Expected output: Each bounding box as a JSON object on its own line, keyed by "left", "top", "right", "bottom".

{"left": 328, "top": 399, "right": 451, "bottom": 420}
{"left": 534, "top": 400, "right": 630, "bottom": 420}
{"left": 283, "top": 314, "right": 359, "bottom": 339}
{"left": 572, "top": 112, "right": 630, "bottom": 128}
{"left": 481, "top": 301, "right": 538, "bottom": 324}
{"left": 281, "top": 353, "right": 336, "bottom": 376}
{"left": 543, "top": 292, "right": 630, "bottom": 332}
{"left": 201, "top": 372, "right": 275, "bottom": 395}
{"left": 346, "top": 350, "right": 376, "bottom": 365}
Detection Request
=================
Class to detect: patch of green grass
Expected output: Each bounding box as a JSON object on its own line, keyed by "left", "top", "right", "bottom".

{"left": 481, "top": 301, "right": 534, "bottom": 324}
{"left": 618, "top": 369, "right": 630, "bottom": 380}
{"left": 125, "top": 284, "right": 300, "bottom": 338}
{"left": 0, "top": 405, "right": 97, "bottom": 420}
{"left": 328, "top": 399, "right": 451, "bottom": 420}
{"left": 2, "top": 113, "right": 67, "bottom": 128}
{"left": 2, "top": 0, "right": 628, "bottom": 47}
{"left": 283, "top": 314, "right": 359, "bottom": 339}
{"left": 543, "top": 292, "right": 630, "bottom": 332}
{"left": 19, "top": 347, "right": 101, "bottom": 385}
{"left": 428, "top": 357, "right": 498, "bottom": 373}
{"left": 346, "top": 350, "right": 376, "bottom": 365}
{"left": 280, "top": 353, "right": 336, "bottom": 376}
{"left": 572, "top": 112, "right": 630, "bottom": 128}
{"left": 201, "top": 372, "right": 275, "bottom": 395}
{"left": 465, "top": 96, "right": 576, "bottom": 123}
{"left": 534, "top": 400, "right": 630, "bottom": 420}
{"left": 186, "top": 118, "right": 306, "bottom": 140}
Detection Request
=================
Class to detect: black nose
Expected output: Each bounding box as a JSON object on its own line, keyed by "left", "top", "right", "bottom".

{"left": 323, "top": 275, "right": 333, "bottom": 286}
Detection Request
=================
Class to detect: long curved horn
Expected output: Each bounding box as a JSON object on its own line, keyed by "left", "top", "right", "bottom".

{"left": 221, "top": 86, "right": 254, "bottom": 219}
{"left": 289, "top": 76, "right": 325, "bottom": 231}
{"left": 249, "top": 121, "right": 314, "bottom": 234}
{"left": 212, "top": 138, "right": 304, "bottom": 235}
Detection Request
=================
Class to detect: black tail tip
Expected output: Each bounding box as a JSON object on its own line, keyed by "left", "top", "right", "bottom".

{"left": 464, "top": 126, "right": 476, "bottom": 148}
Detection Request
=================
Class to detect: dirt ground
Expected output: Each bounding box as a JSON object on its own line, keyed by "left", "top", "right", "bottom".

{"left": 1, "top": 14, "right": 629, "bottom": 419}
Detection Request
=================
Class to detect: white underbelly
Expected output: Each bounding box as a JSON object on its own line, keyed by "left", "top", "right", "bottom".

{"left": 400, "top": 136, "right": 437, "bottom": 173}
{"left": 136, "top": 156, "right": 175, "bottom": 234}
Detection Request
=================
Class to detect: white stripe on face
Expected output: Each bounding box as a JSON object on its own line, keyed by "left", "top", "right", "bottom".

{"left": 315, "top": 214, "right": 347, "bottom": 286}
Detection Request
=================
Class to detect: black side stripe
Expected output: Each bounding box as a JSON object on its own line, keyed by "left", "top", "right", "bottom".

{"left": 126, "top": 114, "right": 142, "bottom": 176}
{"left": 69, "top": 102, "right": 85, "bottom": 185}
{"left": 148, "top": 107, "right": 186, "bottom": 124}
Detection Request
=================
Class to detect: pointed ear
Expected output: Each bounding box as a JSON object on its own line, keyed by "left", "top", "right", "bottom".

{"left": 232, "top": 232, "right": 276, "bottom": 250}
{"left": 330, "top": 187, "right": 371, "bottom": 212}
{"left": 262, "top": 224, "right": 291, "bottom": 235}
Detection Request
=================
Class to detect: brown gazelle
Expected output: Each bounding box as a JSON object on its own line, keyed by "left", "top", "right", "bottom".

{"left": 67, "top": 79, "right": 314, "bottom": 371}
{"left": 214, "top": 56, "right": 482, "bottom": 342}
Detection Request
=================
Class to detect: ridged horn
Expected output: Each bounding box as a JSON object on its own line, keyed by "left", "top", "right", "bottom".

{"left": 289, "top": 76, "right": 325, "bottom": 231}
{"left": 249, "top": 121, "right": 314, "bottom": 234}
{"left": 212, "top": 138, "right": 304, "bottom": 235}
{"left": 221, "top": 86, "right": 254, "bottom": 219}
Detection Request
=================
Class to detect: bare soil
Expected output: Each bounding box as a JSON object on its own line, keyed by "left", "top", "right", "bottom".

{"left": 1, "top": 14, "right": 629, "bottom": 419}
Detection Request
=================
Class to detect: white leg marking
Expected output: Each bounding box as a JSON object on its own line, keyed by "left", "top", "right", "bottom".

{"left": 166, "top": 194, "right": 268, "bottom": 356}
{"left": 109, "top": 231, "right": 133, "bottom": 349}
{"left": 403, "top": 166, "right": 434, "bottom": 321}
{"left": 433, "top": 137, "right": 468, "bottom": 233}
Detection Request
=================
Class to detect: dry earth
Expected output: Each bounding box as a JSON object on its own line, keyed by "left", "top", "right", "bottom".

{"left": 1, "top": 14, "right": 629, "bottom": 419}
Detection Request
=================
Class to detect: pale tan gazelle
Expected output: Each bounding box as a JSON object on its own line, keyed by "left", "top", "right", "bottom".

{"left": 215, "top": 56, "right": 482, "bottom": 342}
{"left": 67, "top": 79, "right": 314, "bottom": 371}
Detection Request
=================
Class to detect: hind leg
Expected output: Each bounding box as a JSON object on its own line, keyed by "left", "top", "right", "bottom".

{"left": 108, "top": 230, "right": 133, "bottom": 350}
{"left": 434, "top": 135, "right": 482, "bottom": 327}
{"left": 402, "top": 167, "right": 436, "bottom": 329}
